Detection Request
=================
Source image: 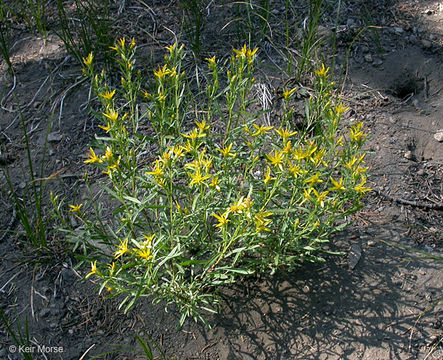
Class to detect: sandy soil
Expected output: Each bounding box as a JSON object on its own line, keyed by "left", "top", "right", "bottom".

{"left": 0, "top": 1, "right": 442, "bottom": 359}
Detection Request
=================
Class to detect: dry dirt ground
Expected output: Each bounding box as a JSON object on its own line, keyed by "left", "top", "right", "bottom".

{"left": 0, "top": 1, "right": 442, "bottom": 359}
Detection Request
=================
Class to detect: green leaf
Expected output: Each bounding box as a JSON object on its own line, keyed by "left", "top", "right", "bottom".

{"left": 123, "top": 195, "right": 141, "bottom": 204}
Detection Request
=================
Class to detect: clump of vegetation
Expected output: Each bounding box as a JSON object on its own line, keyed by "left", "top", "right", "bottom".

{"left": 53, "top": 39, "right": 370, "bottom": 327}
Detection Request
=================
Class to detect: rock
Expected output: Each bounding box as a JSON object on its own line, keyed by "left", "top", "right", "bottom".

{"left": 271, "top": 9, "right": 279, "bottom": 15}
{"left": 373, "top": 58, "right": 383, "bottom": 67}
{"left": 302, "top": 285, "right": 310, "bottom": 293}
{"left": 394, "top": 27, "right": 404, "bottom": 34}
{"left": 367, "top": 240, "right": 376, "bottom": 247}
{"left": 48, "top": 132, "right": 63, "bottom": 143}
{"left": 61, "top": 268, "right": 75, "bottom": 284}
{"left": 433, "top": 129, "right": 443, "bottom": 142}
{"left": 424, "top": 9, "right": 434, "bottom": 15}
{"left": 417, "top": 169, "right": 425, "bottom": 176}
{"left": 404, "top": 150, "right": 414, "bottom": 160}
{"left": 364, "top": 54, "right": 373, "bottom": 63}
{"left": 421, "top": 39, "right": 432, "bottom": 49}
{"left": 348, "top": 244, "right": 362, "bottom": 270}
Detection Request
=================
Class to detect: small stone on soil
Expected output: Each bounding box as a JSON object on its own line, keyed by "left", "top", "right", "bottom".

{"left": 48, "top": 132, "right": 63, "bottom": 143}
{"left": 404, "top": 150, "right": 414, "bottom": 160}
{"left": 367, "top": 240, "right": 376, "bottom": 247}
{"left": 421, "top": 39, "right": 432, "bottom": 49}
{"left": 433, "top": 129, "right": 443, "bottom": 142}
{"left": 364, "top": 54, "right": 373, "bottom": 63}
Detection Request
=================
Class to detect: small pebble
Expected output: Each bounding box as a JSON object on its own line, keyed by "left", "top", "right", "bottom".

{"left": 421, "top": 39, "right": 432, "bottom": 49}
{"left": 394, "top": 27, "right": 404, "bottom": 34}
{"left": 373, "top": 58, "right": 383, "bottom": 67}
{"left": 367, "top": 240, "right": 376, "bottom": 247}
{"left": 433, "top": 129, "right": 443, "bottom": 142}
{"left": 404, "top": 150, "right": 414, "bottom": 160}
{"left": 417, "top": 169, "right": 425, "bottom": 176}
{"left": 302, "top": 285, "right": 310, "bottom": 293}
{"left": 364, "top": 54, "right": 373, "bottom": 63}
{"left": 48, "top": 132, "right": 63, "bottom": 143}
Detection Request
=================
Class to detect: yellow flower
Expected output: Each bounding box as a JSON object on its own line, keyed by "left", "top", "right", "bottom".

{"left": 205, "top": 55, "right": 216, "bottom": 65}
{"left": 212, "top": 211, "right": 231, "bottom": 228}
{"left": 228, "top": 196, "right": 249, "bottom": 214}
{"left": 141, "top": 90, "right": 150, "bottom": 98}
{"left": 344, "top": 154, "right": 365, "bottom": 170}
{"left": 282, "top": 140, "right": 292, "bottom": 154}
{"left": 292, "top": 147, "right": 309, "bottom": 161}
{"left": 103, "top": 109, "right": 118, "bottom": 122}
{"left": 195, "top": 119, "right": 209, "bottom": 131}
{"left": 181, "top": 128, "right": 206, "bottom": 140}
{"left": 263, "top": 166, "right": 276, "bottom": 184}
{"left": 69, "top": 203, "right": 83, "bottom": 212}
{"left": 329, "top": 177, "right": 346, "bottom": 191}
{"left": 118, "top": 37, "right": 126, "bottom": 48}
{"left": 233, "top": 44, "right": 248, "bottom": 58}
{"left": 188, "top": 167, "right": 211, "bottom": 187}
{"left": 266, "top": 149, "right": 285, "bottom": 169}
{"left": 247, "top": 47, "right": 258, "bottom": 59}
{"left": 254, "top": 210, "right": 273, "bottom": 232}
{"left": 114, "top": 238, "right": 129, "bottom": 259}
{"left": 349, "top": 122, "right": 367, "bottom": 143}
{"left": 275, "top": 127, "right": 297, "bottom": 142}
{"left": 82, "top": 52, "right": 93, "bottom": 66}
{"left": 313, "top": 189, "right": 329, "bottom": 208}
{"left": 301, "top": 187, "right": 313, "bottom": 204}
{"left": 137, "top": 247, "right": 153, "bottom": 261}
{"left": 218, "top": 143, "right": 236, "bottom": 158}
{"left": 85, "top": 260, "right": 97, "bottom": 278}
{"left": 354, "top": 177, "right": 372, "bottom": 193}
{"left": 84, "top": 147, "right": 103, "bottom": 164}
{"left": 98, "top": 122, "right": 111, "bottom": 132}
{"left": 335, "top": 103, "right": 349, "bottom": 115}
{"left": 182, "top": 140, "right": 193, "bottom": 153}
{"left": 315, "top": 63, "right": 329, "bottom": 77}
{"left": 311, "top": 148, "right": 328, "bottom": 166}
{"left": 146, "top": 160, "right": 164, "bottom": 177}
{"left": 287, "top": 162, "right": 307, "bottom": 178}
{"left": 99, "top": 89, "right": 116, "bottom": 100}
{"left": 304, "top": 172, "right": 323, "bottom": 186}
{"left": 251, "top": 124, "right": 274, "bottom": 137}
{"left": 154, "top": 64, "right": 171, "bottom": 78}
{"left": 165, "top": 42, "right": 177, "bottom": 55}
{"left": 233, "top": 45, "right": 258, "bottom": 62}
{"left": 210, "top": 175, "right": 221, "bottom": 191}
{"left": 168, "top": 145, "right": 185, "bottom": 159}
{"left": 103, "top": 146, "right": 113, "bottom": 162}
{"left": 142, "top": 234, "right": 155, "bottom": 245}
{"left": 130, "top": 37, "right": 136, "bottom": 48}
{"left": 283, "top": 88, "right": 297, "bottom": 100}
{"left": 108, "top": 262, "right": 116, "bottom": 275}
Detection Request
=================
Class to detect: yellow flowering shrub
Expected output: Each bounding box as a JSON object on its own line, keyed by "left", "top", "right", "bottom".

{"left": 58, "top": 39, "right": 370, "bottom": 326}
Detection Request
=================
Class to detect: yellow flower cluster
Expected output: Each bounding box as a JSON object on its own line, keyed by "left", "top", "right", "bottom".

{"left": 211, "top": 196, "right": 253, "bottom": 228}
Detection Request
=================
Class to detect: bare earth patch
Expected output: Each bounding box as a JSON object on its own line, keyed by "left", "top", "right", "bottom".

{"left": 0, "top": 1, "right": 442, "bottom": 359}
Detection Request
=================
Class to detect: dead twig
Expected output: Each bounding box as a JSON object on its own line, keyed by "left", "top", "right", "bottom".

{"left": 372, "top": 188, "right": 443, "bottom": 211}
